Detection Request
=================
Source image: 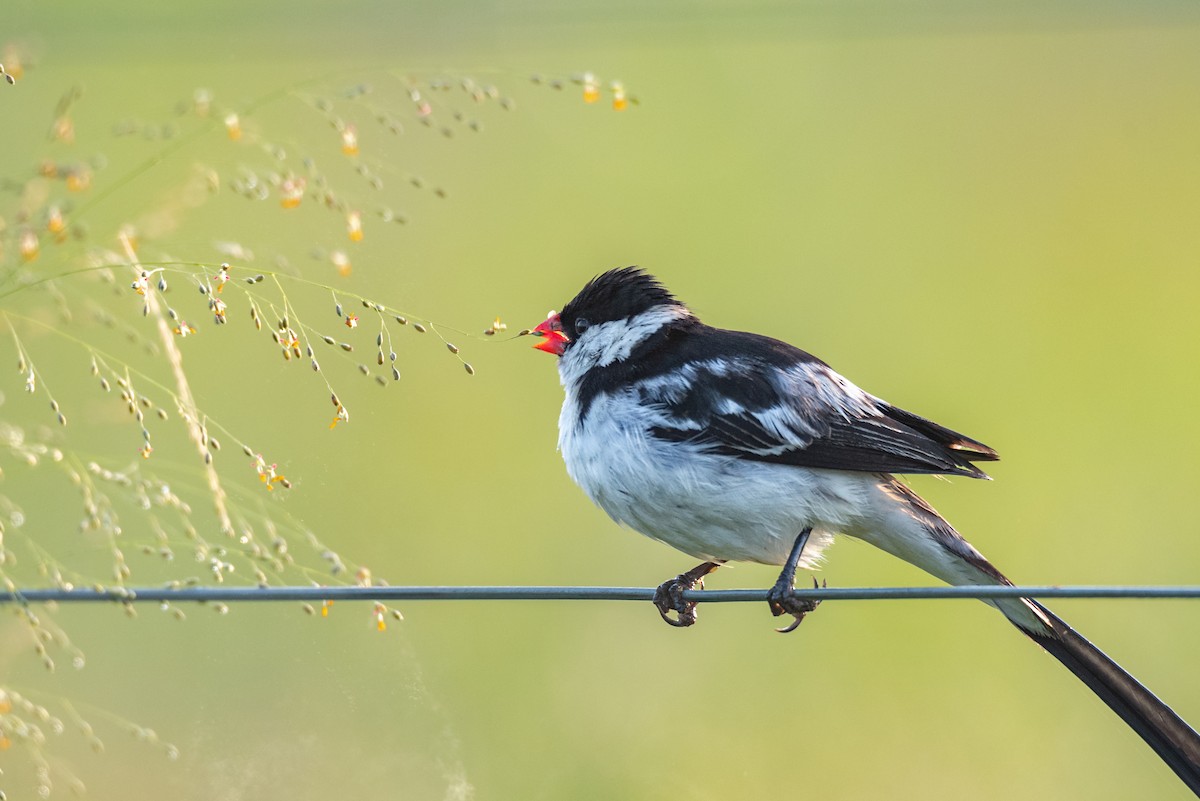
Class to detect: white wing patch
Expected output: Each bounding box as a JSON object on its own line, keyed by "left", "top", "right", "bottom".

{"left": 634, "top": 358, "right": 883, "bottom": 458}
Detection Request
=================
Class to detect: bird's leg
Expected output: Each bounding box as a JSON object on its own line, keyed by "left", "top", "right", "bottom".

{"left": 652, "top": 560, "right": 722, "bottom": 628}
{"left": 767, "top": 527, "right": 824, "bottom": 634}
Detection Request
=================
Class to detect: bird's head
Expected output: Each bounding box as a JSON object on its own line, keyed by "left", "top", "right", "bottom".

{"left": 530, "top": 267, "right": 690, "bottom": 367}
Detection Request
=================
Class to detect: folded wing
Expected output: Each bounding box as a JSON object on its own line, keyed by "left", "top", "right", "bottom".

{"left": 641, "top": 332, "right": 997, "bottom": 479}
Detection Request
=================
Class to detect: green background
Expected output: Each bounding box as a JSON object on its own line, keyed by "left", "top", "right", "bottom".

{"left": 2, "top": 2, "right": 1199, "bottom": 799}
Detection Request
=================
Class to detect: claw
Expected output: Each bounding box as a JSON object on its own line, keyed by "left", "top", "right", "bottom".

{"left": 652, "top": 561, "right": 720, "bottom": 629}
{"left": 765, "top": 527, "right": 824, "bottom": 633}
{"left": 653, "top": 575, "right": 702, "bottom": 627}
{"left": 768, "top": 575, "right": 824, "bottom": 634}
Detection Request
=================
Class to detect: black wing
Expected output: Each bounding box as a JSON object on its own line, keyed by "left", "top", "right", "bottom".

{"left": 637, "top": 328, "right": 998, "bottom": 478}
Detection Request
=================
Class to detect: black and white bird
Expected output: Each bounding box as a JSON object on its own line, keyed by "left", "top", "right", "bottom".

{"left": 531, "top": 266, "right": 1200, "bottom": 793}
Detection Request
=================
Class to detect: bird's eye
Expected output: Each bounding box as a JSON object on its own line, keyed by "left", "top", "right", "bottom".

{"left": 574, "top": 317, "right": 590, "bottom": 334}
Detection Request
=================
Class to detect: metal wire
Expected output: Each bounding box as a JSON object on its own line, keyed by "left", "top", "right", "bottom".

{"left": 1, "top": 585, "right": 1198, "bottom": 605}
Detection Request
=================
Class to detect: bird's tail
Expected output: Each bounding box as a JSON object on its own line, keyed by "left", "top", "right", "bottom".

{"left": 1011, "top": 599, "right": 1200, "bottom": 794}
{"left": 872, "top": 479, "right": 1200, "bottom": 793}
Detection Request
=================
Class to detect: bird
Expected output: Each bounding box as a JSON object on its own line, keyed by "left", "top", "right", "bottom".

{"left": 530, "top": 265, "right": 1200, "bottom": 793}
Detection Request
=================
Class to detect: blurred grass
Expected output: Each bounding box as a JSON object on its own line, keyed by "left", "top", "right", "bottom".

{"left": 2, "top": 2, "right": 1199, "bottom": 799}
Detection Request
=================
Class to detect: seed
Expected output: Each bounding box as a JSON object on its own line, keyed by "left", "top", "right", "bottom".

{"left": 446, "top": 343, "right": 459, "bottom": 354}
{"left": 412, "top": 323, "right": 427, "bottom": 334}
{"left": 463, "top": 363, "right": 475, "bottom": 376}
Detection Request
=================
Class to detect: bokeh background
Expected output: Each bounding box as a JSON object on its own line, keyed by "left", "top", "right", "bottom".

{"left": 2, "top": 2, "right": 1199, "bottom": 799}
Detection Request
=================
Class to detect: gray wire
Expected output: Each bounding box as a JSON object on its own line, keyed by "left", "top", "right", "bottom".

{"left": 2, "top": 585, "right": 1199, "bottom": 605}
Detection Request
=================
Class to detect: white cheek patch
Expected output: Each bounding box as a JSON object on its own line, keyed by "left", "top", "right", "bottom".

{"left": 558, "top": 305, "right": 691, "bottom": 385}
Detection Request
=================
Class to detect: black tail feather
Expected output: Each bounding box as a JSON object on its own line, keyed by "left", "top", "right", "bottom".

{"left": 1018, "top": 601, "right": 1200, "bottom": 794}
{"left": 880, "top": 403, "right": 999, "bottom": 462}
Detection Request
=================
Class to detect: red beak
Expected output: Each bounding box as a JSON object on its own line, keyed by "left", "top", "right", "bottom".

{"left": 531, "top": 312, "right": 569, "bottom": 356}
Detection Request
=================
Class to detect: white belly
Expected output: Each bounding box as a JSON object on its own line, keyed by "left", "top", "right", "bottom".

{"left": 558, "top": 393, "right": 871, "bottom": 566}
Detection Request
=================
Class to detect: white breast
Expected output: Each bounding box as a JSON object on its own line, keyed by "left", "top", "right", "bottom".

{"left": 556, "top": 384, "right": 868, "bottom": 566}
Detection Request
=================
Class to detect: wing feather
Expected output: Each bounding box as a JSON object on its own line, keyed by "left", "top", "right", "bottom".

{"left": 641, "top": 346, "right": 996, "bottom": 478}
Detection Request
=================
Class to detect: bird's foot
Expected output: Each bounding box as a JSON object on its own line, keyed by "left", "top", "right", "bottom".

{"left": 652, "top": 561, "right": 720, "bottom": 628}
{"left": 767, "top": 575, "right": 825, "bottom": 634}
